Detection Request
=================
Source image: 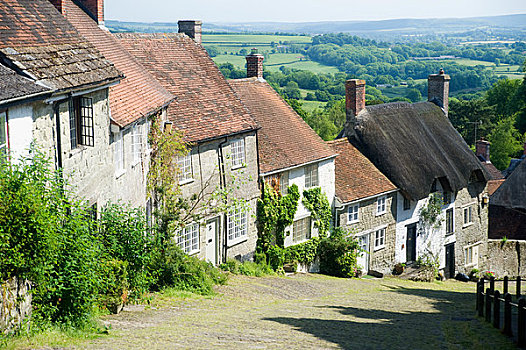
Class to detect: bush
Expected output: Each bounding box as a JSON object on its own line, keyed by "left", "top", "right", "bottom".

{"left": 99, "top": 259, "right": 129, "bottom": 313}
{"left": 267, "top": 245, "right": 285, "bottom": 271}
{"left": 153, "top": 243, "right": 227, "bottom": 295}
{"left": 220, "top": 259, "right": 274, "bottom": 277}
{"left": 99, "top": 204, "right": 153, "bottom": 299}
{"left": 318, "top": 229, "right": 361, "bottom": 278}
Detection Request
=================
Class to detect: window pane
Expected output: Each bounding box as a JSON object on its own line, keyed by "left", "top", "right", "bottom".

{"left": 231, "top": 139, "right": 245, "bottom": 167}
{"left": 305, "top": 164, "right": 318, "bottom": 188}
{"left": 279, "top": 171, "right": 289, "bottom": 195}
{"left": 228, "top": 207, "right": 248, "bottom": 242}
{"left": 177, "top": 223, "right": 199, "bottom": 254}
{"left": 80, "top": 97, "right": 94, "bottom": 146}
{"left": 177, "top": 153, "right": 193, "bottom": 182}
{"left": 69, "top": 99, "right": 78, "bottom": 149}
{"left": 0, "top": 113, "right": 7, "bottom": 156}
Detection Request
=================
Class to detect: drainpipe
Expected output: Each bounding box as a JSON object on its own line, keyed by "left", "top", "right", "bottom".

{"left": 217, "top": 138, "right": 229, "bottom": 263}
{"left": 53, "top": 101, "right": 63, "bottom": 170}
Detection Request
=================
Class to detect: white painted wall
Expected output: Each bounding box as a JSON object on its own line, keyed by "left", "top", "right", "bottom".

{"left": 395, "top": 182, "right": 456, "bottom": 271}
{"left": 6, "top": 104, "right": 33, "bottom": 162}
{"left": 283, "top": 157, "right": 335, "bottom": 247}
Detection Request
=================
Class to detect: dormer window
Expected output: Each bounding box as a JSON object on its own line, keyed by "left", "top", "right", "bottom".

{"left": 69, "top": 96, "right": 94, "bottom": 149}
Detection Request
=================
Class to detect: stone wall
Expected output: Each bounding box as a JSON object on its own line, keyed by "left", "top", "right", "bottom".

{"left": 1, "top": 277, "right": 31, "bottom": 334}
{"left": 338, "top": 191, "right": 398, "bottom": 275}
{"left": 484, "top": 240, "right": 526, "bottom": 278}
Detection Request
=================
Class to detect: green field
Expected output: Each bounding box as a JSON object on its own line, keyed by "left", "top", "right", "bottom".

{"left": 202, "top": 34, "right": 312, "bottom": 45}
{"left": 300, "top": 100, "right": 326, "bottom": 112}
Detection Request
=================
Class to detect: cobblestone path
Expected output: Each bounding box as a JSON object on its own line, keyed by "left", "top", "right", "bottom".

{"left": 80, "top": 274, "right": 515, "bottom": 349}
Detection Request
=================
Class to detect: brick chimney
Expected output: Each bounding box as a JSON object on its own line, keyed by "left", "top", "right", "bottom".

{"left": 428, "top": 69, "right": 450, "bottom": 117}
{"left": 49, "top": 0, "right": 66, "bottom": 14}
{"left": 178, "top": 20, "right": 202, "bottom": 44}
{"left": 75, "top": 0, "right": 104, "bottom": 25}
{"left": 475, "top": 138, "right": 491, "bottom": 162}
{"left": 345, "top": 79, "right": 366, "bottom": 122}
{"left": 246, "top": 49, "right": 264, "bottom": 79}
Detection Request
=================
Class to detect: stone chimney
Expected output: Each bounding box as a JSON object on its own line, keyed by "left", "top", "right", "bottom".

{"left": 246, "top": 49, "right": 264, "bottom": 79}
{"left": 49, "top": 0, "right": 66, "bottom": 14}
{"left": 475, "top": 138, "right": 491, "bottom": 162}
{"left": 345, "top": 79, "right": 366, "bottom": 122}
{"left": 178, "top": 20, "right": 202, "bottom": 44}
{"left": 428, "top": 69, "right": 450, "bottom": 117}
{"left": 76, "top": 0, "right": 104, "bottom": 25}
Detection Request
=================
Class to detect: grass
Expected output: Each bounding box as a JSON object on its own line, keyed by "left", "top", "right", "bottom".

{"left": 301, "top": 100, "right": 327, "bottom": 112}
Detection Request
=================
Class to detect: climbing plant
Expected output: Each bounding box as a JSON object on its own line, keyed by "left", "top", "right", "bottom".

{"left": 256, "top": 183, "right": 300, "bottom": 261}
{"left": 419, "top": 192, "right": 443, "bottom": 230}
{"left": 302, "top": 187, "right": 332, "bottom": 236}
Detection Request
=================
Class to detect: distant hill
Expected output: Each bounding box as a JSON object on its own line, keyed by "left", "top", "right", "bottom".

{"left": 107, "top": 14, "right": 526, "bottom": 39}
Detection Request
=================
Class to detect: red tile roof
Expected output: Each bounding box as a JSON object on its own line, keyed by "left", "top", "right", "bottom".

{"left": 487, "top": 179, "right": 505, "bottom": 196}
{"left": 61, "top": 0, "right": 174, "bottom": 127}
{"left": 0, "top": 0, "right": 121, "bottom": 91}
{"left": 328, "top": 138, "right": 397, "bottom": 203}
{"left": 115, "top": 33, "right": 257, "bottom": 142}
{"left": 229, "top": 78, "right": 336, "bottom": 174}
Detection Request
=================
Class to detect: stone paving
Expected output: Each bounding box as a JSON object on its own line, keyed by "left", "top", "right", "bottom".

{"left": 78, "top": 274, "right": 516, "bottom": 350}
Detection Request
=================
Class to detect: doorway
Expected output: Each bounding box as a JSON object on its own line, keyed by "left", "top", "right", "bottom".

{"left": 445, "top": 243, "right": 455, "bottom": 279}
{"left": 357, "top": 234, "right": 369, "bottom": 273}
{"left": 205, "top": 218, "right": 219, "bottom": 266}
{"left": 406, "top": 224, "right": 417, "bottom": 262}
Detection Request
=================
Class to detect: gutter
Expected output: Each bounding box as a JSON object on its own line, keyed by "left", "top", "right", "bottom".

{"left": 195, "top": 126, "right": 260, "bottom": 145}
{"left": 259, "top": 154, "right": 338, "bottom": 178}
{"left": 0, "top": 90, "right": 52, "bottom": 109}
{"left": 44, "top": 79, "right": 121, "bottom": 104}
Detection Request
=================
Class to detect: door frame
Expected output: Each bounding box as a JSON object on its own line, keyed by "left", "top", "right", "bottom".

{"left": 406, "top": 223, "right": 417, "bottom": 263}
{"left": 205, "top": 217, "right": 220, "bottom": 266}
{"left": 445, "top": 243, "right": 455, "bottom": 279}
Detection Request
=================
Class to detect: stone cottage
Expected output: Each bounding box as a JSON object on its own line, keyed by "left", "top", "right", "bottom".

{"left": 341, "top": 72, "right": 490, "bottom": 278}
{"left": 229, "top": 51, "right": 336, "bottom": 248}
{"left": 328, "top": 138, "right": 398, "bottom": 275}
{"left": 117, "top": 25, "right": 260, "bottom": 264}
{"left": 0, "top": 0, "right": 124, "bottom": 212}
{"left": 52, "top": 0, "right": 175, "bottom": 211}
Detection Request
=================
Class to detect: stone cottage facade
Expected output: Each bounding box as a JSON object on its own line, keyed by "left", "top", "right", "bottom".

{"left": 229, "top": 52, "right": 336, "bottom": 249}
{"left": 328, "top": 138, "right": 398, "bottom": 275}
{"left": 341, "top": 72, "right": 490, "bottom": 278}
{"left": 117, "top": 27, "right": 260, "bottom": 264}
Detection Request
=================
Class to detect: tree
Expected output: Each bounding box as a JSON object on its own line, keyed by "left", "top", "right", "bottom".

{"left": 488, "top": 116, "right": 524, "bottom": 170}
{"left": 448, "top": 98, "right": 495, "bottom": 147}
{"left": 485, "top": 79, "right": 524, "bottom": 120}
{"left": 405, "top": 88, "right": 422, "bottom": 102}
{"left": 283, "top": 81, "right": 301, "bottom": 100}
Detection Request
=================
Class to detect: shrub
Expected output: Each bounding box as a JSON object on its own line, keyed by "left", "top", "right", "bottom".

{"left": 153, "top": 243, "right": 227, "bottom": 295}
{"left": 318, "top": 229, "right": 361, "bottom": 278}
{"left": 220, "top": 259, "right": 274, "bottom": 277}
{"left": 267, "top": 245, "right": 285, "bottom": 271}
{"left": 99, "top": 259, "right": 129, "bottom": 313}
{"left": 283, "top": 236, "right": 321, "bottom": 265}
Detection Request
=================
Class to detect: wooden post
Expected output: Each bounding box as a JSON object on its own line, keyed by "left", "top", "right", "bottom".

{"left": 490, "top": 276, "right": 495, "bottom": 294}
{"left": 478, "top": 281, "right": 484, "bottom": 317}
{"left": 518, "top": 298, "right": 526, "bottom": 347}
{"left": 518, "top": 276, "right": 522, "bottom": 299}
{"left": 504, "top": 293, "right": 512, "bottom": 336}
{"left": 486, "top": 288, "right": 492, "bottom": 323}
{"left": 504, "top": 276, "right": 509, "bottom": 295}
{"left": 493, "top": 290, "right": 501, "bottom": 329}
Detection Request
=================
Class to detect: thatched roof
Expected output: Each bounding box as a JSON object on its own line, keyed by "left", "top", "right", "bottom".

{"left": 345, "top": 101, "right": 489, "bottom": 201}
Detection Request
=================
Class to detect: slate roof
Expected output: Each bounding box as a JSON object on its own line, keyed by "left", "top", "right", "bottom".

{"left": 229, "top": 77, "right": 336, "bottom": 174}
{"left": 490, "top": 158, "right": 526, "bottom": 210}
{"left": 345, "top": 101, "right": 489, "bottom": 201}
{"left": 0, "top": 64, "right": 50, "bottom": 104}
{"left": 116, "top": 33, "right": 257, "bottom": 141}
{"left": 327, "top": 138, "right": 397, "bottom": 203}
{"left": 61, "top": 0, "right": 174, "bottom": 127}
{"left": 0, "top": 0, "right": 121, "bottom": 91}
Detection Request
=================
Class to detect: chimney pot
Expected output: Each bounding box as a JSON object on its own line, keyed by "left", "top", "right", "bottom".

{"left": 178, "top": 20, "right": 202, "bottom": 44}
{"left": 428, "top": 69, "right": 451, "bottom": 117}
{"left": 246, "top": 49, "right": 264, "bottom": 79}
{"left": 345, "top": 79, "right": 366, "bottom": 122}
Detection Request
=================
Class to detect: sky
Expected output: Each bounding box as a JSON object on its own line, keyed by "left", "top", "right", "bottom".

{"left": 105, "top": 0, "right": 526, "bottom": 23}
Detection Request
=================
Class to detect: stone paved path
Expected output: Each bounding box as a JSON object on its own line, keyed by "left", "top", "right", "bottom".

{"left": 78, "top": 274, "right": 516, "bottom": 350}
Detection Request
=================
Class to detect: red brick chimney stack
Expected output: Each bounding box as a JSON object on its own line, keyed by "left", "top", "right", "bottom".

{"left": 246, "top": 48, "right": 264, "bottom": 79}
{"left": 428, "top": 69, "right": 451, "bottom": 117}
{"left": 49, "top": 0, "right": 65, "bottom": 14}
{"left": 178, "top": 20, "right": 202, "bottom": 44}
{"left": 76, "top": 0, "right": 104, "bottom": 24}
{"left": 475, "top": 138, "right": 491, "bottom": 162}
{"left": 345, "top": 79, "right": 366, "bottom": 122}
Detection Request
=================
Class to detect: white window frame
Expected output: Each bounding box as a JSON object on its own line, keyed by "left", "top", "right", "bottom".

{"left": 464, "top": 242, "right": 480, "bottom": 267}
{"left": 463, "top": 205, "right": 473, "bottom": 227}
{"left": 227, "top": 207, "right": 248, "bottom": 245}
{"left": 177, "top": 152, "right": 193, "bottom": 184}
{"left": 114, "top": 131, "right": 125, "bottom": 177}
{"left": 279, "top": 171, "right": 289, "bottom": 195}
{"left": 131, "top": 123, "right": 142, "bottom": 166}
{"left": 231, "top": 138, "right": 246, "bottom": 169}
{"left": 0, "top": 111, "right": 8, "bottom": 158}
{"left": 347, "top": 204, "right": 359, "bottom": 224}
{"left": 446, "top": 208, "right": 454, "bottom": 234}
{"left": 292, "top": 216, "right": 312, "bottom": 243}
{"left": 177, "top": 222, "right": 199, "bottom": 255}
{"left": 305, "top": 163, "right": 319, "bottom": 188}
{"left": 374, "top": 227, "right": 386, "bottom": 250}
{"left": 376, "top": 196, "right": 387, "bottom": 215}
